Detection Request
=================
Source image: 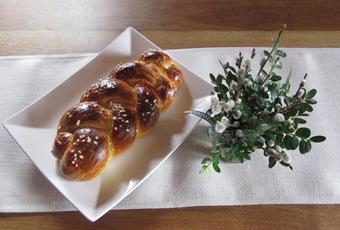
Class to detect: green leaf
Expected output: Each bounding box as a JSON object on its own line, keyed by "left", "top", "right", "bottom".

{"left": 291, "top": 136, "right": 299, "bottom": 150}
{"left": 267, "top": 83, "right": 278, "bottom": 91}
{"left": 199, "top": 165, "right": 211, "bottom": 176}
{"left": 276, "top": 60, "right": 283, "bottom": 69}
{"left": 243, "top": 154, "right": 251, "bottom": 160}
{"left": 285, "top": 108, "right": 298, "bottom": 117}
{"left": 283, "top": 135, "right": 292, "bottom": 149}
{"left": 219, "top": 60, "right": 229, "bottom": 76}
{"left": 296, "top": 105, "right": 306, "bottom": 115}
{"left": 284, "top": 135, "right": 299, "bottom": 150}
{"left": 256, "top": 136, "right": 265, "bottom": 147}
{"left": 276, "top": 49, "right": 287, "bottom": 57}
{"left": 229, "top": 65, "right": 236, "bottom": 74}
{"left": 310, "top": 136, "right": 326, "bottom": 143}
{"left": 284, "top": 96, "right": 293, "bottom": 106}
{"left": 294, "top": 118, "right": 307, "bottom": 124}
{"left": 299, "top": 139, "right": 312, "bottom": 154}
{"left": 306, "top": 99, "right": 317, "bottom": 104}
{"left": 243, "top": 130, "right": 257, "bottom": 142}
{"left": 215, "top": 75, "right": 227, "bottom": 99}
{"left": 268, "top": 56, "right": 275, "bottom": 65}
{"left": 268, "top": 156, "right": 277, "bottom": 168}
{"left": 296, "top": 127, "right": 311, "bottom": 138}
{"left": 216, "top": 74, "right": 224, "bottom": 84}
{"left": 201, "top": 157, "right": 211, "bottom": 165}
{"left": 271, "top": 75, "right": 282, "bottom": 82}
{"left": 280, "top": 161, "right": 293, "bottom": 170}
{"left": 223, "top": 150, "right": 235, "bottom": 161}
{"left": 304, "top": 103, "right": 313, "bottom": 112}
{"left": 297, "top": 103, "right": 313, "bottom": 115}
{"left": 306, "top": 89, "right": 317, "bottom": 99}
{"left": 227, "top": 71, "right": 237, "bottom": 83}
{"left": 239, "top": 156, "right": 244, "bottom": 163}
{"left": 263, "top": 50, "right": 270, "bottom": 57}
{"left": 300, "top": 113, "right": 309, "bottom": 117}
{"left": 220, "top": 84, "right": 229, "bottom": 93}
{"left": 209, "top": 73, "right": 216, "bottom": 83}
{"left": 212, "top": 161, "right": 221, "bottom": 173}
{"left": 257, "top": 123, "right": 273, "bottom": 132}
{"left": 282, "top": 68, "right": 292, "bottom": 93}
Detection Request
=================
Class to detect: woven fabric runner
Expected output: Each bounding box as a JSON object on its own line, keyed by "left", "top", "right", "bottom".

{"left": 1, "top": 48, "right": 339, "bottom": 212}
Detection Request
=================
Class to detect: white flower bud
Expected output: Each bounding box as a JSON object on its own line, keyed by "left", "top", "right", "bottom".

{"left": 281, "top": 151, "right": 291, "bottom": 163}
{"left": 287, "top": 118, "right": 294, "bottom": 125}
{"left": 236, "top": 98, "right": 242, "bottom": 104}
{"left": 215, "top": 121, "right": 226, "bottom": 134}
{"left": 288, "top": 125, "right": 294, "bottom": 132}
{"left": 227, "top": 99, "right": 236, "bottom": 108}
{"left": 274, "top": 103, "right": 282, "bottom": 110}
{"left": 243, "top": 78, "right": 252, "bottom": 87}
{"left": 297, "top": 89, "right": 304, "bottom": 97}
{"left": 211, "top": 104, "right": 222, "bottom": 116}
{"left": 273, "top": 151, "right": 283, "bottom": 161}
{"left": 244, "top": 59, "right": 251, "bottom": 72}
{"left": 274, "top": 113, "right": 285, "bottom": 122}
{"left": 266, "top": 140, "right": 275, "bottom": 147}
{"left": 210, "top": 95, "right": 219, "bottom": 105}
{"left": 235, "top": 129, "right": 244, "bottom": 138}
{"left": 232, "top": 110, "right": 242, "bottom": 120}
{"left": 266, "top": 148, "right": 282, "bottom": 161}
{"left": 275, "top": 145, "right": 282, "bottom": 152}
{"left": 226, "top": 92, "right": 231, "bottom": 99}
{"left": 220, "top": 100, "right": 227, "bottom": 109}
{"left": 237, "top": 68, "right": 245, "bottom": 79}
{"left": 222, "top": 102, "right": 232, "bottom": 112}
{"left": 230, "top": 81, "right": 238, "bottom": 91}
{"left": 279, "top": 96, "right": 285, "bottom": 105}
{"left": 221, "top": 116, "right": 230, "bottom": 126}
{"left": 223, "top": 100, "right": 235, "bottom": 112}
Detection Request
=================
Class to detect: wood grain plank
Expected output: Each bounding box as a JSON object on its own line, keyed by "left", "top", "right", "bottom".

{"left": 1, "top": 205, "right": 340, "bottom": 230}
{"left": 1, "top": 0, "right": 340, "bottom": 31}
{"left": 1, "top": 30, "right": 340, "bottom": 55}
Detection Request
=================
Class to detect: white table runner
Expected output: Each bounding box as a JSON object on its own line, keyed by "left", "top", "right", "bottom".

{"left": 1, "top": 48, "right": 339, "bottom": 212}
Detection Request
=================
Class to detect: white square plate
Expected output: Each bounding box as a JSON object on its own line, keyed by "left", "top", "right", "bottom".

{"left": 3, "top": 27, "right": 211, "bottom": 221}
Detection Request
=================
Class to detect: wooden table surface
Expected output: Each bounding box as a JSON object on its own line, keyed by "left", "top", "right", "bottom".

{"left": 1, "top": 0, "right": 340, "bottom": 229}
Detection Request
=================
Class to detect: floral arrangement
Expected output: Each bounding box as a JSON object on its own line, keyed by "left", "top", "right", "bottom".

{"left": 186, "top": 27, "right": 326, "bottom": 175}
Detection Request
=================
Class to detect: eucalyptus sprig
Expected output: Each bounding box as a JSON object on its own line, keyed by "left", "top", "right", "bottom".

{"left": 186, "top": 25, "right": 326, "bottom": 175}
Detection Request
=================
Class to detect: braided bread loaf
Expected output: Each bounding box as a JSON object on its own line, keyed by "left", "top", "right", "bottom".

{"left": 52, "top": 50, "right": 184, "bottom": 180}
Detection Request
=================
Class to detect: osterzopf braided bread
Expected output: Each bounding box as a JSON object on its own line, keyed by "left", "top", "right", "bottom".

{"left": 52, "top": 50, "right": 184, "bottom": 180}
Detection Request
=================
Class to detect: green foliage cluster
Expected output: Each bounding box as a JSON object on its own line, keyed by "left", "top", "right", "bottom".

{"left": 186, "top": 27, "right": 326, "bottom": 174}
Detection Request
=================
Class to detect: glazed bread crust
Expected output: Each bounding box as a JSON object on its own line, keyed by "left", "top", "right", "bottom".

{"left": 52, "top": 50, "right": 184, "bottom": 180}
